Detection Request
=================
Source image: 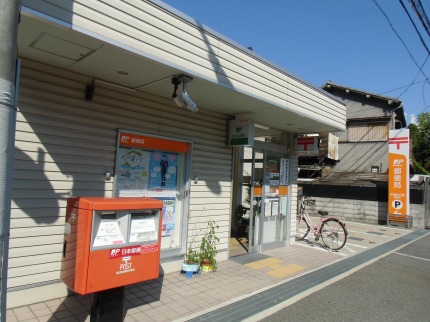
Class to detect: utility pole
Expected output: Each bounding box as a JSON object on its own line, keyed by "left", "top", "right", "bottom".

{"left": 0, "top": 1, "right": 21, "bottom": 321}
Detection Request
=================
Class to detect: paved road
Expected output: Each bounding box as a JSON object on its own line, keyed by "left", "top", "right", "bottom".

{"left": 261, "top": 232, "right": 430, "bottom": 322}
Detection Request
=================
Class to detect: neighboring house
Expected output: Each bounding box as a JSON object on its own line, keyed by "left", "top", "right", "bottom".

{"left": 323, "top": 81, "right": 406, "bottom": 174}
{"left": 299, "top": 81, "right": 428, "bottom": 229}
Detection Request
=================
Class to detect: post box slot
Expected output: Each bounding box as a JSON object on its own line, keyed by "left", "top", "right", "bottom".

{"left": 99, "top": 212, "right": 116, "bottom": 219}
{"left": 91, "top": 210, "right": 129, "bottom": 250}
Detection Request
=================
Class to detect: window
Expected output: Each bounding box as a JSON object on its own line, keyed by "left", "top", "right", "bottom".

{"left": 371, "top": 166, "right": 380, "bottom": 173}
{"left": 347, "top": 122, "right": 388, "bottom": 142}
{"left": 114, "top": 130, "right": 191, "bottom": 257}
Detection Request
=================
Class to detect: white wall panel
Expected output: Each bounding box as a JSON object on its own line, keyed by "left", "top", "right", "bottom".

{"left": 10, "top": 59, "right": 233, "bottom": 296}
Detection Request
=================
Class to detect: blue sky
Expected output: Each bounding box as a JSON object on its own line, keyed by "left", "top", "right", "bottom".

{"left": 160, "top": 0, "right": 430, "bottom": 124}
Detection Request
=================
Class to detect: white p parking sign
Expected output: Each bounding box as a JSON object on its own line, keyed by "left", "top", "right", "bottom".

{"left": 392, "top": 200, "right": 403, "bottom": 211}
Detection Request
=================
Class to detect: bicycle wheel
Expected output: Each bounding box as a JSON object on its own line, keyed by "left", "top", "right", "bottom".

{"left": 295, "top": 216, "right": 310, "bottom": 240}
{"left": 320, "top": 219, "right": 347, "bottom": 251}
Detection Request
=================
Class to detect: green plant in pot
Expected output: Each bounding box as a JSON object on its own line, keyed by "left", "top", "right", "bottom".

{"left": 199, "top": 220, "right": 219, "bottom": 272}
{"left": 185, "top": 248, "right": 199, "bottom": 265}
{"left": 181, "top": 224, "right": 202, "bottom": 278}
{"left": 181, "top": 247, "right": 200, "bottom": 278}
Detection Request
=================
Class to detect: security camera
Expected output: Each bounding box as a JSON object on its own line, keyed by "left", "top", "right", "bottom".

{"left": 171, "top": 74, "right": 198, "bottom": 112}
{"left": 172, "top": 95, "right": 184, "bottom": 107}
{"left": 181, "top": 92, "right": 198, "bottom": 112}
{"left": 172, "top": 91, "right": 198, "bottom": 112}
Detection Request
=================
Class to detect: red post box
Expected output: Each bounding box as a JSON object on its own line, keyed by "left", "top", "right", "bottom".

{"left": 61, "top": 197, "right": 163, "bottom": 295}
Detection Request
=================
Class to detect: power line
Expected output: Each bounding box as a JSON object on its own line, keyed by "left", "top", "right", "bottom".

{"left": 399, "top": 0, "right": 430, "bottom": 55}
{"left": 397, "top": 54, "right": 429, "bottom": 98}
{"left": 373, "top": 0, "right": 430, "bottom": 115}
{"left": 373, "top": 0, "right": 430, "bottom": 81}
{"left": 409, "top": 0, "right": 430, "bottom": 38}
{"left": 408, "top": 0, "right": 430, "bottom": 114}
{"left": 379, "top": 77, "right": 428, "bottom": 95}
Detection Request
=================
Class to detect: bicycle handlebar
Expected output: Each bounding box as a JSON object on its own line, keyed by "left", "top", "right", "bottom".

{"left": 300, "top": 196, "right": 315, "bottom": 207}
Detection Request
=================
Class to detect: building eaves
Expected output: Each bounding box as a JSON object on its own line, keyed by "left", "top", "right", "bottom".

{"left": 322, "top": 81, "right": 406, "bottom": 127}
{"left": 152, "top": 0, "right": 344, "bottom": 106}
{"left": 322, "top": 81, "right": 401, "bottom": 105}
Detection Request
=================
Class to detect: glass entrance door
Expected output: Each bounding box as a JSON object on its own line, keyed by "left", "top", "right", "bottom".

{"left": 260, "top": 150, "right": 289, "bottom": 250}
{"left": 235, "top": 142, "right": 290, "bottom": 254}
{"left": 248, "top": 148, "right": 264, "bottom": 253}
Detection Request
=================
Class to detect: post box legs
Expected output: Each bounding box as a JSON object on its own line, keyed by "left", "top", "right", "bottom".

{"left": 90, "top": 286, "right": 125, "bottom": 322}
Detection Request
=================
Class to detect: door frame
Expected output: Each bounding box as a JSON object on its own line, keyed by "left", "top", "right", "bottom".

{"left": 233, "top": 140, "right": 291, "bottom": 254}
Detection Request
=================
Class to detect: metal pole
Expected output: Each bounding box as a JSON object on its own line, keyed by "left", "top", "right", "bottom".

{"left": 0, "top": 1, "right": 21, "bottom": 320}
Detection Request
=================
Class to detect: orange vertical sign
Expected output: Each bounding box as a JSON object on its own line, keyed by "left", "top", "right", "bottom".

{"left": 388, "top": 129, "right": 409, "bottom": 223}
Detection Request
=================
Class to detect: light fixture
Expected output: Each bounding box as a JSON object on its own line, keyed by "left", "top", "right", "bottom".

{"left": 104, "top": 170, "right": 111, "bottom": 181}
{"left": 85, "top": 79, "right": 95, "bottom": 100}
{"left": 171, "top": 74, "right": 198, "bottom": 112}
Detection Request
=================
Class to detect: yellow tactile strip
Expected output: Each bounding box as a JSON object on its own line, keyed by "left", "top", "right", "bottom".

{"left": 244, "top": 257, "right": 305, "bottom": 278}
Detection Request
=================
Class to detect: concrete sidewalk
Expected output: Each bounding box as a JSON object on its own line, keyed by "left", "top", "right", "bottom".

{"left": 6, "top": 223, "right": 422, "bottom": 322}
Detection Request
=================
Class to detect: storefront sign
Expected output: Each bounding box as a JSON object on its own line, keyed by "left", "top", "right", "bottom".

{"left": 388, "top": 129, "right": 409, "bottom": 223}
{"left": 280, "top": 158, "right": 289, "bottom": 185}
{"left": 228, "top": 118, "right": 254, "bottom": 146}
{"left": 115, "top": 130, "right": 184, "bottom": 198}
{"left": 296, "top": 136, "right": 318, "bottom": 153}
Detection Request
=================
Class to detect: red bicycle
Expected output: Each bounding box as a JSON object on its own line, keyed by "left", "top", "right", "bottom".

{"left": 295, "top": 196, "right": 348, "bottom": 251}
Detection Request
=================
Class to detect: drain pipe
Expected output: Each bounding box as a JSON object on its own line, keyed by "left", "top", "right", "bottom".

{"left": 0, "top": 1, "right": 21, "bottom": 320}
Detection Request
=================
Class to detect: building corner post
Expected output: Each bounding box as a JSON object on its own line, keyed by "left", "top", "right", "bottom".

{"left": 0, "top": 0, "right": 21, "bottom": 320}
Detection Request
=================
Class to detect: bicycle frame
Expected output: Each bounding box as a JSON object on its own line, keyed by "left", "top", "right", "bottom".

{"left": 297, "top": 197, "right": 347, "bottom": 241}
{"left": 298, "top": 205, "right": 328, "bottom": 239}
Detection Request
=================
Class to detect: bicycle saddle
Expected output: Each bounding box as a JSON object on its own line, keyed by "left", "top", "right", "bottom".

{"left": 318, "top": 210, "right": 329, "bottom": 216}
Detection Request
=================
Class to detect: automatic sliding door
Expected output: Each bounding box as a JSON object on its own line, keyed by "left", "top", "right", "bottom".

{"left": 235, "top": 144, "right": 289, "bottom": 254}
{"left": 248, "top": 149, "right": 264, "bottom": 253}
{"left": 261, "top": 152, "right": 289, "bottom": 249}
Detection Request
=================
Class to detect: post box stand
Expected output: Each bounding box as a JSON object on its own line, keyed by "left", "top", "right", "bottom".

{"left": 61, "top": 197, "right": 163, "bottom": 322}
{"left": 90, "top": 286, "right": 125, "bottom": 322}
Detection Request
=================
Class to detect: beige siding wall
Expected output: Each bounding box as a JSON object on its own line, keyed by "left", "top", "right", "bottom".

{"left": 22, "top": 0, "right": 345, "bottom": 130}
{"left": 11, "top": 59, "right": 233, "bottom": 295}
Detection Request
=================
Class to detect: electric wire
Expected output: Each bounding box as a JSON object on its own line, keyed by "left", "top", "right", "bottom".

{"left": 379, "top": 77, "right": 428, "bottom": 94}
{"left": 396, "top": 54, "right": 429, "bottom": 98}
{"left": 406, "top": 0, "right": 430, "bottom": 114}
{"left": 374, "top": 0, "right": 430, "bottom": 115}
{"left": 409, "top": 0, "right": 430, "bottom": 38}
{"left": 373, "top": 0, "right": 428, "bottom": 79}
{"left": 399, "top": 0, "right": 430, "bottom": 55}
{"left": 411, "top": 0, "right": 430, "bottom": 113}
{"left": 424, "top": 0, "right": 430, "bottom": 15}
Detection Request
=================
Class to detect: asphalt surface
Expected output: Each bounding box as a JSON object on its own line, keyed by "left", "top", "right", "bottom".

{"left": 261, "top": 232, "right": 430, "bottom": 322}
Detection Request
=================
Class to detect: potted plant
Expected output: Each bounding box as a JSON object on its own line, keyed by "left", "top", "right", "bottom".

{"left": 199, "top": 221, "right": 219, "bottom": 272}
{"left": 181, "top": 222, "right": 202, "bottom": 278}
{"left": 181, "top": 247, "right": 200, "bottom": 278}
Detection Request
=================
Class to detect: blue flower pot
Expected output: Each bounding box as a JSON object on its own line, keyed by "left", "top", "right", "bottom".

{"left": 181, "top": 262, "right": 200, "bottom": 278}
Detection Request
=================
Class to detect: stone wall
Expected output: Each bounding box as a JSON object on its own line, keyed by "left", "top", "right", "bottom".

{"left": 302, "top": 196, "right": 425, "bottom": 229}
